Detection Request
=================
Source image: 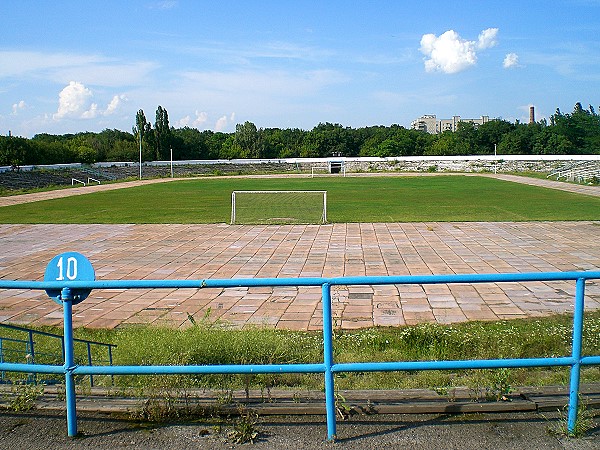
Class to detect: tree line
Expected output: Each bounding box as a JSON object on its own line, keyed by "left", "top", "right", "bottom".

{"left": 1, "top": 102, "right": 599, "bottom": 168}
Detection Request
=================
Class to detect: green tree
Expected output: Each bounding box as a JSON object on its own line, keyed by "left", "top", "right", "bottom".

{"left": 132, "top": 109, "right": 152, "bottom": 162}
{"left": 551, "top": 103, "right": 600, "bottom": 153}
{"left": 261, "top": 127, "right": 306, "bottom": 158}
{"left": 0, "top": 136, "right": 29, "bottom": 167}
{"left": 425, "top": 131, "right": 468, "bottom": 155}
{"left": 171, "top": 127, "right": 211, "bottom": 160}
{"left": 476, "top": 120, "right": 516, "bottom": 154}
{"left": 234, "top": 121, "right": 263, "bottom": 158}
{"left": 303, "top": 123, "right": 358, "bottom": 157}
{"left": 99, "top": 129, "right": 136, "bottom": 162}
{"left": 497, "top": 124, "right": 537, "bottom": 155}
{"left": 454, "top": 122, "right": 477, "bottom": 154}
{"left": 533, "top": 128, "right": 574, "bottom": 155}
{"left": 219, "top": 135, "right": 241, "bottom": 159}
{"left": 106, "top": 139, "right": 138, "bottom": 161}
{"left": 30, "top": 134, "right": 75, "bottom": 164}
{"left": 206, "top": 131, "right": 229, "bottom": 159}
{"left": 154, "top": 105, "right": 171, "bottom": 160}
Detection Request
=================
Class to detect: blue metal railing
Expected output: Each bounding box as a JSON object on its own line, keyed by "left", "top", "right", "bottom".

{"left": 0, "top": 335, "right": 31, "bottom": 383}
{"left": 0, "top": 323, "right": 116, "bottom": 387}
{"left": 0, "top": 269, "right": 599, "bottom": 440}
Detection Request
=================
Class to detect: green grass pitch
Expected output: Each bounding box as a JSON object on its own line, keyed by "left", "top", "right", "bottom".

{"left": 0, "top": 175, "right": 599, "bottom": 224}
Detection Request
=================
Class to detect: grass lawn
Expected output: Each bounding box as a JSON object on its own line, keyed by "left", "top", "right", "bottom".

{"left": 0, "top": 175, "right": 598, "bottom": 223}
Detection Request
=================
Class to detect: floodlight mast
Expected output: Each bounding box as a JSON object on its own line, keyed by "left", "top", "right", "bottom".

{"left": 494, "top": 143, "right": 497, "bottom": 174}
{"left": 138, "top": 133, "right": 142, "bottom": 180}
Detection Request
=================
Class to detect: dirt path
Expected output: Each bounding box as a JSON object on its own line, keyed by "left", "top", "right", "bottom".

{"left": 0, "top": 177, "right": 180, "bottom": 207}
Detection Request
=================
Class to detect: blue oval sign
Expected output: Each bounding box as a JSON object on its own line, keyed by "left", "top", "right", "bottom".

{"left": 44, "top": 252, "right": 95, "bottom": 305}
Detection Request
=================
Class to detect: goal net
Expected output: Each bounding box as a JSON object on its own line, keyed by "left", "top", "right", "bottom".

{"left": 231, "top": 191, "right": 327, "bottom": 225}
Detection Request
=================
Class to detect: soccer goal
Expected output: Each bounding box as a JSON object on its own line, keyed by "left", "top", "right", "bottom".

{"left": 231, "top": 191, "right": 327, "bottom": 225}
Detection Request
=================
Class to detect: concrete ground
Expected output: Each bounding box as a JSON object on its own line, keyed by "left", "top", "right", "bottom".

{"left": 0, "top": 175, "right": 599, "bottom": 330}
{"left": 1, "top": 409, "right": 598, "bottom": 449}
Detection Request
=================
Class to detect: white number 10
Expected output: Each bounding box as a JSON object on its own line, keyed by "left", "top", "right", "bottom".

{"left": 56, "top": 256, "right": 78, "bottom": 281}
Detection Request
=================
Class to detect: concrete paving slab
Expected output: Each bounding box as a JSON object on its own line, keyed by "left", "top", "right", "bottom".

{"left": 0, "top": 221, "right": 599, "bottom": 330}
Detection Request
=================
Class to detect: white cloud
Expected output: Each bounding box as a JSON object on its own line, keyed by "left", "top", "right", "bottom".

{"left": 53, "top": 81, "right": 96, "bottom": 120}
{"left": 11, "top": 100, "right": 27, "bottom": 115}
{"left": 105, "top": 94, "right": 127, "bottom": 115}
{"left": 0, "top": 51, "right": 106, "bottom": 78}
{"left": 175, "top": 111, "right": 236, "bottom": 131}
{"left": 477, "top": 28, "right": 499, "bottom": 50}
{"left": 420, "top": 28, "right": 499, "bottom": 74}
{"left": 0, "top": 51, "right": 158, "bottom": 88}
{"left": 503, "top": 53, "right": 520, "bottom": 69}
{"left": 149, "top": 1, "right": 178, "bottom": 10}
{"left": 194, "top": 111, "right": 208, "bottom": 126}
{"left": 52, "top": 62, "right": 159, "bottom": 88}
{"left": 215, "top": 115, "right": 229, "bottom": 131}
{"left": 81, "top": 103, "right": 99, "bottom": 119}
{"left": 53, "top": 81, "right": 126, "bottom": 120}
{"left": 176, "top": 110, "right": 208, "bottom": 128}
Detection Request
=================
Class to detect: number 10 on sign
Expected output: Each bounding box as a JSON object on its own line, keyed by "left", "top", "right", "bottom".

{"left": 55, "top": 256, "right": 79, "bottom": 280}
{"left": 44, "top": 252, "right": 95, "bottom": 304}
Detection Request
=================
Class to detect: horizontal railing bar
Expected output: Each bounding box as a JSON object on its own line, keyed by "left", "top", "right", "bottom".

{"left": 582, "top": 356, "right": 600, "bottom": 365}
{"left": 0, "top": 362, "right": 64, "bottom": 374}
{"left": 0, "top": 362, "right": 326, "bottom": 375}
{"left": 0, "top": 323, "right": 116, "bottom": 348}
{"left": 332, "top": 357, "right": 576, "bottom": 373}
{"left": 1, "top": 270, "right": 600, "bottom": 291}
{"left": 8, "top": 355, "right": 600, "bottom": 376}
{"left": 73, "top": 363, "right": 326, "bottom": 375}
{"left": 0, "top": 337, "right": 29, "bottom": 344}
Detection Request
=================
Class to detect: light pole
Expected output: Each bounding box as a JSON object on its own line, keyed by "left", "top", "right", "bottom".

{"left": 139, "top": 133, "right": 142, "bottom": 180}
{"left": 170, "top": 147, "right": 173, "bottom": 178}
{"left": 494, "top": 143, "right": 497, "bottom": 174}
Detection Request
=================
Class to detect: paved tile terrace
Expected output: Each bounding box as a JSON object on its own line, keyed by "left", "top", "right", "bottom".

{"left": 0, "top": 221, "right": 599, "bottom": 330}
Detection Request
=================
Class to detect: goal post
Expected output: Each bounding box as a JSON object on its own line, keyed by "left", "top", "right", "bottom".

{"left": 231, "top": 190, "right": 327, "bottom": 225}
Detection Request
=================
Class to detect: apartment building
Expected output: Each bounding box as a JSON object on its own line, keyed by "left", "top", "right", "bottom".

{"left": 411, "top": 114, "right": 490, "bottom": 134}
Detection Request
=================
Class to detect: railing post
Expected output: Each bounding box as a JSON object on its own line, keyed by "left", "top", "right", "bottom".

{"left": 108, "top": 344, "right": 114, "bottom": 386}
{"left": 27, "top": 330, "right": 36, "bottom": 384}
{"left": 567, "top": 278, "right": 585, "bottom": 435}
{"left": 87, "top": 342, "right": 94, "bottom": 387}
{"left": 62, "top": 287, "right": 78, "bottom": 437}
{"left": 322, "top": 283, "right": 337, "bottom": 440}
{"left": 0, "top": 339, "right": 4, "bottom": 382}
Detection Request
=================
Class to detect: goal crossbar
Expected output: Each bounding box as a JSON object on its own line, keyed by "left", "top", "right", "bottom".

{"left": 231, "top": 190, "right": 327, "bottom": 225}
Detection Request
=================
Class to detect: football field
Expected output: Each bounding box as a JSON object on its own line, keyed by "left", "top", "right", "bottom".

{"left": 0, "top": 175, "right": 599, "bottom": 223}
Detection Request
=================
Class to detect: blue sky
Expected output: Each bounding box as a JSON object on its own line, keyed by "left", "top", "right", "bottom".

{"left": 1, "top": 1, "right": 600, "bottom": 137}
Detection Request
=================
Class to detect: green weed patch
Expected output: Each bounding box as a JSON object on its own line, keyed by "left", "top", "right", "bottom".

{"left": 3, "top": 311, "right": 599, "bottom": 392}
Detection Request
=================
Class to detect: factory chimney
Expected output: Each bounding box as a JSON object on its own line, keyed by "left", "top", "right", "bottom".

{"left": 529, "top": 106, "right": 535, "bottom": 124}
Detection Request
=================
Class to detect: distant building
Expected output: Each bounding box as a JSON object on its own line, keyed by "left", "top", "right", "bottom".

{"left": 529, "top": 106, "right": 535, "bottom": 124}
{"left": 411, "top": 114, "right": 490, "bottom": 134}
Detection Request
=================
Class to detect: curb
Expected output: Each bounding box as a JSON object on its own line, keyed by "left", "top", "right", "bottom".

{"left": 2, "top": 384, "right": 599, "bottom": 417}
